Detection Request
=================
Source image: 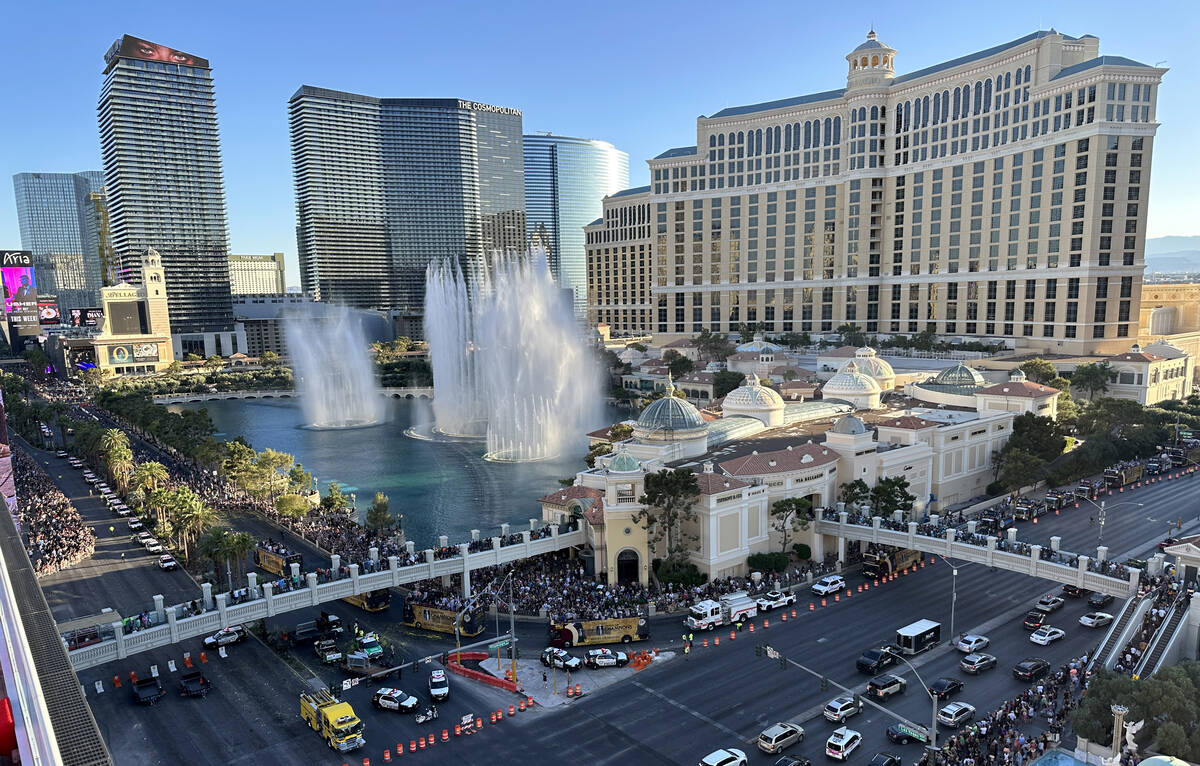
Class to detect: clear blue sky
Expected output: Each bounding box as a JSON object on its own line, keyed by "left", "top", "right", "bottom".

{"left": 2, "top": 0, "right": 1196, "bottom": 285}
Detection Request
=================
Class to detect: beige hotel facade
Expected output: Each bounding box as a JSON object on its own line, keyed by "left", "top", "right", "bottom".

{"left": 586, "top": 31, "right": 1165, "bottom": 354}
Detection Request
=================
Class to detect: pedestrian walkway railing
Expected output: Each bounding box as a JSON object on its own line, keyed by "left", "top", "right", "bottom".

{"left": 814, "top": 509, "right": 1140, "bottom": 597}
{"left": 1137, "top": 589, "right": 1190, "bottom": 677}
{"left": 1090, "top": 590, "right": 1154, "bottom": 673}
{"left": 66, "top": 526, "right": 585, "bottom": 671}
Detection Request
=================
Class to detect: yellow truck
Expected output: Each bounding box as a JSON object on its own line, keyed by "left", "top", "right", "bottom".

{"left": 862, "top": 546, "right": 923, "bottom": 579}
{"left": 548, "top": 616, "right": 650, "bottom": 648}
{"left": 255, "top": 545, "right": 302, "bottom": 577}
{"left": 403, "top": 601, "right": 484, "bottom": 637}
{"left": 299, "top": 688, "right": 365, "bottom": 752}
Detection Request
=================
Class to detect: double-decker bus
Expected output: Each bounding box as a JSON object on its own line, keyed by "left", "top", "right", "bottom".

{"left": 402, "top": 601, "right": 484, "bottom": 637}
{"left": 254, "top": 545, "right": 302, "bottom": 576}
{"left": 342, "top": 589, "right": 391, "bottom": 613}
{"left": 548, "top": 616, "right": 649, "bottom": 648}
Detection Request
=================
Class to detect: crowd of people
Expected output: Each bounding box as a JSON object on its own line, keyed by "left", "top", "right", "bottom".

{"left": 13, "top": 447, "right": 96, "bottom": 576}
{"left": 919, "top": 653, "right": 1091, "bottom": 766}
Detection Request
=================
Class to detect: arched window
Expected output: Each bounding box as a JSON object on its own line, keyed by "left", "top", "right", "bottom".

{"left": 870, "top": 105, "right": 879, "bottom": 121}
{"left": 793, "top": 122, "right": 801, "bottom": 146}
{"left": 765, "top": 127, "right": 772, "bottom": 154}
{"left": 832, "top": 116, "right": 841, "bottom": 144}
{"left": 727, "top": 132, "right": 734, "bottom": 146}
{"left": 983, "top": 79, "right": 992, "bottom": 112}
{"left": 1015, "top": 68, "right": 1022, "bottom": 86}
{"left": 755, "top": 129, "right": 762, "bottom": 154}
{"left": 973, "top": 82, "right": 982, "bottom": 114}
{"left": 922, "top": 96, "right": 930, "bottom": 127}
{"left": 784, "top": 123, "right": 792, "bottom": 151}
{"left": 774, "top": 125, "right": 781, "bottom": 151}
{"left": 1024, "top": 65, "right": 1031, "bottom": 84}
{"left": 823, "top": 118, "right": 831, "bottom": 145}
{"left": 804, "top": 121, "right": 811, "bottom": 149}
{"left": 709, "top": 135, "right": 716, "bottom": 147}
{"left": 942, "top": 90, "right": 950, "bottom": 122}
{"left": 813, "top": 120, "right": 821, "bottom": 147}
{"left": 871, "top": 55, "right": 879, "bottom": 66}
{"left": 895, "top": 107, "right": 903, "bottom": 135}
{"left": 861, "top": 56, "right": 868, "bottom": 68}
{"left": 932, "top": 92, "right": 941, "bottom": 124}
{"left": 718, "top": 133, "right": 725, "bottom": 146}
{"left": 1004, "top": 72, "right": 1011, "bottom": 90}
{"left": 883, "top": 55, "right": 889, "bottom": 66}
{"left": 737, "top": 131, "right": 744, "bottom": 144}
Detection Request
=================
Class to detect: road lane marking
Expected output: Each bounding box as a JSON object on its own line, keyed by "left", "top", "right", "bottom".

{"left": 630, "top": 679, "right": 744, "bottom": 739}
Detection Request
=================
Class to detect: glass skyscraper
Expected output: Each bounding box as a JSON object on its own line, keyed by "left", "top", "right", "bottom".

{"left": 290, "top": 88, "right": 525, "bottom": 331}
{"left": 99, "top": 35, "right": 239, "bottom": 356}
{"left": 11, "top": 171, "right": 107, "bottom": 311}
{"left": 524, "top": 135, "right": 628, "bottom": 318}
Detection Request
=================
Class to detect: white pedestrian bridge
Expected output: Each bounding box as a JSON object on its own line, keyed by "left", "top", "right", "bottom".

{"left": 67, "top": 524, "right": 583, "bottom": 671}
{"left": 815, "top": 509, "right": 1141, "bottom": 597}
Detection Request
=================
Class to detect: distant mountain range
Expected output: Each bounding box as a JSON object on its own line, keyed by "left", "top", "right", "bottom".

{"left": 1145, "top": 236, "right": 1200, "bottom": 273}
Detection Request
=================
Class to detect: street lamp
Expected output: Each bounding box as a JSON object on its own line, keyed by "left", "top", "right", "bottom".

{"left": 883, "top": 648, "right": 941, "bottom": 759}
{"left": 1077, "top": 497, "right": 1143, "bottom": 547}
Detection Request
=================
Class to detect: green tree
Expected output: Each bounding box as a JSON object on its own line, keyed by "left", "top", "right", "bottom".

{"left": 1005, "top": 412, "right": 1066, "bottom": 462}
{"left": 1018, "top": 358, "right": 1059, "bottom": 384}
{"left": 839, "top": 479, "right": 870, "bottom": 507}
{"left": 320, "top": 481, "right": 349, "bottom": 514}
{"left": 694, "top": 328, "right": 734, "bottom": 362}
{"left": 163, "top": 360, "right": 183, "bottom": 378}
{"left": 609, "top": 423, "right": 633, "bottom": 441}
{"left": 259, "top": 351, "right": 280, "bottom": 368}
{"left": 869, "top": 476, "right": 916, "bottom": 515}
{"left": 770, "top": 496, "right": 812, "bottom": 553}
{"left": 997, "top": 448, "right": 1047, "bottom": 492}
{"left": 224, "top": 531, "right": 257, "bottom": 584}
{"left": 197, "top": 526, "right": 231, "bottom": 581}
{"left": 287, "top": 464, "right": 314, "bottom": 494}
{"left": 1055, "top": 390, "right": 1081, "bottom": 427}
{"left": 713, "top": 370, "right": 745, "bottom": 398}
{"left": 737, "top": 323, "right": 758, "bottom": 343}
{"left": 1072, "top": 361, "right": 1115, "bottom": 401}
{"left": 365, "top": 492, "right": 392, "bottom": 530}
{"left": 203, "top": 354, "right": 224, "bottom": 373}
{"left": 275, "top": 493, "right": 310, "bottom": 520}
{"left": 132, "top": 461, "right": 169, "bottom": 495}
{"left": 835, "top": 324, "right": 867, "bottom": 348}
{"left": 666, "top": 353, "right": 694, "bottom": 379}
{"left": 634, "top": 468, "right": 701, "bottom": 569}
{"left": 99, "top": 427, "right": 130, "bottom": 457}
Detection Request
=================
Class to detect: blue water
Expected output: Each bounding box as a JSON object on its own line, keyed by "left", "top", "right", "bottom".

{"left": 1032, "top": 752, "right": 1089, "bottom": 766}
{"left": 169, "top": 397, "right": 624, "bottom": 548}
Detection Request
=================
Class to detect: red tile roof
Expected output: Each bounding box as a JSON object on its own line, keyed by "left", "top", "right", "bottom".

{"left": 976, "top": 380, "right": 1060, "bottom": 398}
{"left": 877, "top": 415, "right": 938, "bottom": 430}
{"left": 726, "top": 351, "right": 762, "bottom": 361}
{"left": 821, "top": 346, "right": 859, "bottom": 358}
{"left": 1105, "top": 351, "right": 1163, "bottom": 363}
{"left": 677, "top": 372, "right": 714, "bottom": 384}
{"left": 538, "top": 485, "right": 606, "bottom": 524}
{"left": 695, "top": 472, "right": 750, "bottom": 495}
{"left": 719, "top": 443, "right": 839, "bottom": 476}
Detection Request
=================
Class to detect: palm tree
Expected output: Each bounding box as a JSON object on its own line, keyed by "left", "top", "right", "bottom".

{"left": 196, "top": 526, "right": 229, "bottom": 584}
{"left": 50, "top": 402, "right": 69, "bottom": 447}
{"left": 107, "top": 446, "right": 136, "bottom": 493}
{"left": 226, "top": 531, "right": 257, "bottom": 585}
{"left": 132, "top": 461, "right": 169, "bottom": 495}
{"left": 171, "top": 489, "right": 219, "bottom": 562}
{"left": 148, "top": 487, "right": 172, "bottom": 533}
{"left": 99, "top": 427, "right": 130, "bottom": 457}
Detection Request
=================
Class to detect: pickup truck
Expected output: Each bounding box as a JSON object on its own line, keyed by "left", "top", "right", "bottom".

{"left": 315, "top": 639, "right": 343, "bottom": 664}
{"left": 755, "top": 590, "right": 797, "bottom": 612}
{"left": 133, "top": 677, "right": 167, "bottom": 705}
{"left": 179, "top": 669, "right": 212, "bottom": 698}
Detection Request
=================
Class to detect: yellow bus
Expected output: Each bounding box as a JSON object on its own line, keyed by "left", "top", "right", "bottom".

{"left": 402, "top": 602, "right": 484, "bottom": 637}
{"left": 548, "top": 616, "right": 649, "bottom": 648}
{"left": 255, "top": 545, "right": 302, "bottom": 576}
{"left": 342, "top": 589, "right": 391, "bottom": 613}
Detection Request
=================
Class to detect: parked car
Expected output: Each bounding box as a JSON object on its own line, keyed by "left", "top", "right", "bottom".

{"left": 1088, "top": 592, "right": 1115, "bottom": 609}
{"left": 142, "top": 538, "right": 163, "bottom": 554}
{"left": 157, "top": 554, "right": 178, "bottom": 571}
{"left": 1012, "top": 657, "right": 1050, "bottom": 681}
{"left": 371, "top": 687, "right": 419, "bottom": 712}
{"left": 928, "top": 677, "right": 963, "bottom": 699}
{"left": 541, "top": 647, "right": 582, "bottom": 670}
{"left": 55, "top": 450, "right": 68, "bottom": 458}
{"left": 428, "top": 669, "right": 450, "bottom": 701}
{"left": 1023, "top": 610, "right": 1047, "bottom": 630}
{"left": 584, "top": 648, "right": 629, "bottom": 668}
{"left": 811, "top": 575, "right": 847, "bottom": 596}
{"left": 955, "top": 633, "right": 989, "bottom": 653}
{"left": 1035, "top": 595, "right": 1065, "bottom": 612}
{"left": 937, "top": 702, "right": 976, "bottom": 728}
{"left": 128, "top": 518, "right": 144, "bottom": 531}
{"left": 959, "top": 652, "right": 997, "bottom": 674}
{"left": 823, "top": 695, "right": 863, "bottom": 723}
{"left": 868, "top": 755, "right": 902, "bottom": 766}
{"left": 825, "top": 728, "right": 862, "bottom": 761}
{"left": 202, "top": 625, "right": 247, "bottom": 649}
{"left": 1029, "top": 626, "right": 1066, "bottom": 645}
{"left": 757, "top": 722, "right": 804, "bottom": 754}
{"left": 1079, "top": 612, "right": 1114, "bottom": 628}
{"left": 699, "top": 749, "right": 747, "bottom": 766}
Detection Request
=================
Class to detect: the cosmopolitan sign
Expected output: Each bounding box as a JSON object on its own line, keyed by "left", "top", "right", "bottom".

{"left": 457, "top": 100, "right": 521, "bottom": 116}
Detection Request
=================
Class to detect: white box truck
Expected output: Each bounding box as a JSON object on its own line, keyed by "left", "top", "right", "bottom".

{"left": 686, "top": 592, "right": 759, "bottom": 631}
{"left": 895, "top": 619, "right": 941, "bottom": 655}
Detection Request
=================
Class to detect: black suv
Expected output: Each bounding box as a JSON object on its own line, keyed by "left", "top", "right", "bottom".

{"left": 1061, "top": 584, "right": 1086, "bottom": 598}
{"left": 856, "top": 645, "right": 901, "bottom": 674}
{"left": 1012, "top": 657, "right": 1050, "bottom": 681}
{"left": 1088, "top": 592, "right": 1114, "bottom": 609}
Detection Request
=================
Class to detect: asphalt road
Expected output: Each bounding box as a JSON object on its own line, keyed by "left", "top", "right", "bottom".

{"left": 31, "top": 424, "right": 1200, "bottom": 765}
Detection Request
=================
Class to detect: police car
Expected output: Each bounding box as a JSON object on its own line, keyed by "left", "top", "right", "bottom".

{"left": 428, "top": 669, "right": 450, "bottom": 701}
{"left": 371, "top": 687, "right": 419, "bottom": 712}
{"left": 584, "top": 648, "right": 629, "bottom": 668}
{"left": 202, "top": 625, "right": 247, "bottom": 649}
{"left": 755, "top": 590, "right": 797, "bottom": 611}
{"left": 541, "top": 647, "right": 582, "bottom": 670}
{"left": 825, "top": 727, "right": 862, "bottom": 761}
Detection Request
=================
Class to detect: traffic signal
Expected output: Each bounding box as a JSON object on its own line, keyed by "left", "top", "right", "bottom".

{"left": 821, "top": 676, "right": 829, "bottom": 691}
{"left": 756, "top": 644, "right": 763, "bottom": 657}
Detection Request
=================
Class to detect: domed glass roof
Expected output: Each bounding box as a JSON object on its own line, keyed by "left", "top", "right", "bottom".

{"left": 852, "top": 31, "right": 891, "bottom": 52}
{"left": 735, "top": 333, "right": 782, "bottom": 353}
{"left": 637, "top": 379, "right": 705, "bottom": 432}
{"left": 830, "top": 415, "right": 868, "bottom": 435}
{"left": 723, "top": 373, "right": 785, "bottom": 411}
{"left": 608, "top": 447, "right": 642, "bottom": 473}
{"left": 822, "top": 360, "right": 882, "bottom": 395}
{"left": 849, "top": 347, "right": 894, "bottom": 381}
{"left": 932, "top": 362, "right": 985, "bottom": 388}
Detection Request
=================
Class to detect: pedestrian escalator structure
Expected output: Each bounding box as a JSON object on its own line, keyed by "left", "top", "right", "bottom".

{"left": 1088, "top": 590, "right": 1154, "bottom": 673}
{"left": 1135, "top": 589, "right": 1192, "bottom": 677}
